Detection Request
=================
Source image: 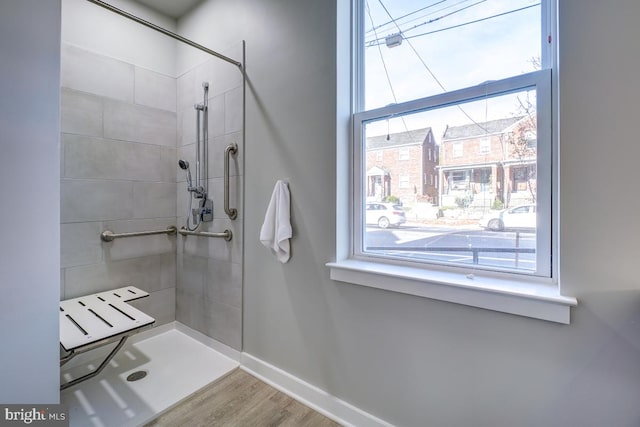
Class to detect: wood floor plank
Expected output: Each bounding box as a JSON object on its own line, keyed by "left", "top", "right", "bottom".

{"left": 144, "top": 369, "right": 342, "bottom": 427}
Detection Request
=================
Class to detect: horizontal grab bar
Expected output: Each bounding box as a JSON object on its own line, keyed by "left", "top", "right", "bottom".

{"left": 178, "top": 227, "right": 232, "bottom": 241}
{"left": 101, "top": 226, "right": 177, "bottom": 242}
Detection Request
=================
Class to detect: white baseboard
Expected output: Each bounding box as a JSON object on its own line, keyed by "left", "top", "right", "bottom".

{"left": 240, "top": 353, "right": 393, "bottom": 427}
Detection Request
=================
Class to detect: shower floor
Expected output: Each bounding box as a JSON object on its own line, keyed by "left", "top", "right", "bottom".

{"left": 60, "top": 325, "right": 239, "bottom": 427}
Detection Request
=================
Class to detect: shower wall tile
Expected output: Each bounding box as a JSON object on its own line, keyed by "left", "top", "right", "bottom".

{"left": 61, "top": 179, "right": 133, "bottom": 223}
{"left": 133, "top": 182, "right": 176, "bottom": 219}
{"left": 63, "top": 134, "right": 175, "bottom": 182}
{"left": 129, "top": 287, "right": 176, "bottom": 327}
{"left": 176, "top": 288, "right": 206, "bottom": 333}
{"left": 196, "top": 55, "right": 243, "bottom": 99}
{"left": 64, "top": 253, "right": 176, "bottom": 299}
{"left": 177, "top": 107, "right": 198, "bottom": 147}
{"left": 61, "top": 88, "right": 103, "bottom": 137}
{"left": 204, "top": 301, "right": 241, "bottom": 350}
{"left": 61, "top": 44, "right": 134, "bottom": 103}
{"left": 104, "top": 99, "right": 176, "bottom": 147}
{"left": 177, "top": 254, "right": 207, "bottom": 297}
{"left": 134, "top": 67, "right": 176, "bottom": 113}
{"left": 102, "top": 218, "right": 176, "bottom": 261}
{"left": 224, "top": 86, "right": 243, "bottom": 135}
{"left": 207, "top": 218, "right": 243, "bottom": 263}
{"left": 176, "top": 68, "right": 194, "bottom": 111}
{"left": 209, "top": 176, "right": 243, "bottom": 220}
{"left": 206, "top": 259, "right": 242, "bottom": 310}
{"left": 208, "top": 132, "right": 243, "bottom": 179}
{"left": 207, "top": 94, "right": 226, "bottom": 139}
{"left": 61, "top": 221, "right": 103, "bottom": 268}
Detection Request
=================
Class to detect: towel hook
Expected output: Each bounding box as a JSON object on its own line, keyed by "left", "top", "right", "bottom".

{"left": 224, "top": 143, "right": 238, "bottom": 220}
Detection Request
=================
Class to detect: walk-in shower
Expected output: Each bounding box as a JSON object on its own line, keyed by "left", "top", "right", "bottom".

{"left": 60, "top": 0, "right": 245, "bottom": 423}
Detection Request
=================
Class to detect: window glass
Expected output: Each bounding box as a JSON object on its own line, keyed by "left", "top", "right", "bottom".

{"left": 362, "top": 0, "right": 543, "bottom": 110}
{"left": 361, "top": 89, "right": 541, "bottom": 274}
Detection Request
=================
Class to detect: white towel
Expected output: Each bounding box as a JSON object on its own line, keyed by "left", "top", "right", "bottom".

{"left": 260, "top": 180, "right": 292, "bottom": 263}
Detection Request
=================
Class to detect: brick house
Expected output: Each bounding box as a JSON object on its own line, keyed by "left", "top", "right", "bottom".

{"left": 438, "top": 115, "right": 536, "bottom": 208}
{"left": 365, "top": 127, "right": 438, "bottom": 203}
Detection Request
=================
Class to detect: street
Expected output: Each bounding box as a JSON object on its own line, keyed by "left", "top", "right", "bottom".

{"left": 365, "top": 224, "right": 536, "bottom": 271}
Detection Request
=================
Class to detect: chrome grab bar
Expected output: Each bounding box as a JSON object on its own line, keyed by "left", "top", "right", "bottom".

{"left": 224, "top": 143, "right": 238, "bottom": 220}
{"left": 100, "top": 226, "right": 177, "bottom": 242}
{"left": 178, "top": 227, "right": 232, "bottom": 241}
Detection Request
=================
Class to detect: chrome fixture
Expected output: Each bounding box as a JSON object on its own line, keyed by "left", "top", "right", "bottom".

{"left": 100, "top": 226, "right": 177, "bottom": 242}
{"left": 179, "top": 227, "right": 232, "bottom": 241}
{"left": 181, "top": 82, "right": 213, "bottom": 231}
{"left": 224, "top": 143, "right": 238, "bottom": 220}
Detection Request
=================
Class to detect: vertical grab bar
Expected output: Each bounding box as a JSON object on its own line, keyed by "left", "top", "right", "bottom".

{"left": 224, "top": 143, "right": 238, "bottom": 220}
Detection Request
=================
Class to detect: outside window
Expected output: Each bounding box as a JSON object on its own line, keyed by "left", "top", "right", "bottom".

{"left": 480, "top": 138, "right": 491, "bottom": 154}
{"left": 452, "top": 142, "right": 463, "bottom": 158}
{"left": 353, "top": 0, "right": 554, "bottom": 278}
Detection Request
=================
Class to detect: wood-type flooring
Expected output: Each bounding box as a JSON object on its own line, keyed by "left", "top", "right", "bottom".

{"left": 145, "top": 368, "right": 341, "bottom": 427}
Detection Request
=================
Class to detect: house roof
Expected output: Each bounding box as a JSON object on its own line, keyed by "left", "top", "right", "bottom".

{"left": 366, "top": 127, "right": 432, "bottom": 150}
{"left": 442, "top": 116, "right": 524, "bottom": 141}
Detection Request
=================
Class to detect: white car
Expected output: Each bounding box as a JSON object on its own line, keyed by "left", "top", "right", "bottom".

{"left": 366, "top": 203, "right": 407, "bottom": 228}
{"left": 479, "top": 204, "right": 536, "bottom": 231}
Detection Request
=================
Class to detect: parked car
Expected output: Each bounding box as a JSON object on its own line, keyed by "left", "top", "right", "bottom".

{"left": 366, "top": 203, "right": 407, "bottom": 228}
{"left": 479, "top": 204, "right": 536, "bottom": 231}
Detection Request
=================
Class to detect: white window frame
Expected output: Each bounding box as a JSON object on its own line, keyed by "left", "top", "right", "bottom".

{"left": 328, "top": 0, "right": 576, "bottom": 324}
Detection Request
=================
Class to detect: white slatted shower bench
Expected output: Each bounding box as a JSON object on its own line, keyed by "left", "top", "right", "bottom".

{"left": 59, "top": 286, "right": 155, "bottom": 390}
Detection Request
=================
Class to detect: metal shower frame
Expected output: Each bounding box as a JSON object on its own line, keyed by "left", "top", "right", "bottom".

{"left": 85, "top": 0, "right": 243, "bottom": 69}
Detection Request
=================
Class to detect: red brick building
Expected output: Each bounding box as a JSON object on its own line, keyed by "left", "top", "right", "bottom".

{"left": 365, "top": 127, "right": 438, "bottom": 204}
{"left": 438, "top": 116, "right": 536, "bottom": 208}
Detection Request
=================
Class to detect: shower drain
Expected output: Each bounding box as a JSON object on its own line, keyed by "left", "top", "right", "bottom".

{"left": 126, "top": 370, "right": 148, "bottom": 382}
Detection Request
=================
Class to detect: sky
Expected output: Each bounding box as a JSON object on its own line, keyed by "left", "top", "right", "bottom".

{"left": 362, "top": 0, "right": 544, "bottom": 139}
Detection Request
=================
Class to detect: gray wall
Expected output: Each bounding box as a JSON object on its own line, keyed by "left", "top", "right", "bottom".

{"left": 182, "top": 0, "right": 640, "bottom": 426}
{"left": 0, "top": 0, "right": 61, "bottom": 403}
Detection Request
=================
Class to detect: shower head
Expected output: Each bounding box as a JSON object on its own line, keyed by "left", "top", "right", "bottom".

{"left": 178, "top": 159, "right": 193, "bottom": 190}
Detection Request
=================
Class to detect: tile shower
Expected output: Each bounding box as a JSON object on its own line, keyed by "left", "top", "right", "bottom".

{"left": 60, "top": 40, "right": 244, "bottom": 350}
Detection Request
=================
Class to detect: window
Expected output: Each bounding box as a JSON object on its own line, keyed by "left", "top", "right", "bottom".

{"left": 452, "top": 142, "right": 463, "bottom": 158}
{"left": 399, "top": 174, "right": 410, "bottom": 188}
{"left": 399, "top": 148, "right": 409, "bottom": 160}
{"left": 330, "top": 0, "right": 575, "bottom": 324}
{"left": 480, "top": 138, "right": 491, "bottom": 154}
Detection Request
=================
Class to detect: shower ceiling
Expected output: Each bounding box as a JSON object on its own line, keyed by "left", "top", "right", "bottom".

{"left": 133, "top": 0, "right": 204, "bottom": 19}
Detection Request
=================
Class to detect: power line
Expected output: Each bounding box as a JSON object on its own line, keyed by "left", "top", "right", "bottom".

{"left": 365, "top": 0, "right": 480, "bottom": 43}
{"left": 375, "top": 0, "right": 490, "bottom": 133}
{"left": 366, "top": 3, "right": 540, "bottom": 47}
{"left": 365, "top": 0, "right": 449, "bottom": 35}
{"left": 365, "top": 1, "right": 411, "bottom": 136}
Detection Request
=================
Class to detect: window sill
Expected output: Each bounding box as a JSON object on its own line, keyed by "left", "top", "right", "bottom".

{"left": 327, "top": 259, "right": 577, "bottom": 324}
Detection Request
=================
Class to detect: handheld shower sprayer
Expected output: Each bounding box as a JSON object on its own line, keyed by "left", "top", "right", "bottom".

{"left": 178, "top": 159, "right": 193, "bottom": 191}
